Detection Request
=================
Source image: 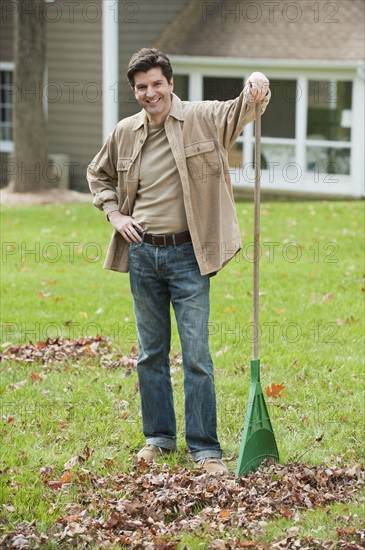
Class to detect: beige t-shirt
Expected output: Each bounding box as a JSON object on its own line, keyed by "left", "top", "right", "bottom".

{"left": 132, "top": 121, "right": 188, "bottom": 234}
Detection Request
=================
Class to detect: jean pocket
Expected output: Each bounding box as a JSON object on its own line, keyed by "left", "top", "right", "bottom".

{"left": 175, "top": 242, "right": 199, "bottom": 271}
{"left": 128, "top": 241, "right": 143, "bottom": 256}
{"left": 176, "top": 241, "right": 194, "bottom": 255}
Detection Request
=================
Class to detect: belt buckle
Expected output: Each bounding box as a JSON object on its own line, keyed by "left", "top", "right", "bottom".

{"left": 152, "top": 234, "right": 166, "bottom": 246}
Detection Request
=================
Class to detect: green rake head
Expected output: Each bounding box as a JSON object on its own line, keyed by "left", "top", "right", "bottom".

{"left": 236, "top": 359, "right": 279, "bottom": 477}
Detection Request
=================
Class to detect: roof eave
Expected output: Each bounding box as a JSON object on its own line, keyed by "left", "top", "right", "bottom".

{"left": 169, "top": 55, "right": 364, "bottom": 72}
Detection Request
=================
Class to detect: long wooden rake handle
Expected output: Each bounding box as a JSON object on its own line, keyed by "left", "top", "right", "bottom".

{"left": 253, "top": 102, "right": 261, "bottom": 361}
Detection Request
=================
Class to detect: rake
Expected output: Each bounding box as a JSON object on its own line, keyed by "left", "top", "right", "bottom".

{"left": 236, "top": 102, "right": 280, "bottom": 477}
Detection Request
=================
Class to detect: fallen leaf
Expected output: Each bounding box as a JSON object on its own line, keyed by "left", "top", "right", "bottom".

{"left": 322, "top": 292, "right": 335, "bottom": 303}
{"left": 12, "top": 380, "right": 27, "bottom": 390}
{"left": 346, "top": 463, "right": 362, "bottom": 478}
{"left": 281, "top": 508, "right": 294, "bottom": 518}
{"left": 3, "top": 504, "right": 16, "bottom": 513}
{"left": 216, "top": 346, "right": 229, "bottom": 357}
{"left": 30, "top": 372, "right": 42, "bottom": 383}
{"left": 82, "top": 445, "right": 91, "bottom": 461}
{"left": 38, "top": 291, "right": 52, "bottom": 298}
{"left": 210, "top": 540, "right": 227, "bottom": 550}
{"left": 60, "top": 471, "right": 73, "bottom": 483}
{"left": 47, "top": 481, "right": 63, "bottom": 490}
{"left": 66, "top": 522, "right": 87, "bottom": 536}
{"left": 224, "top": 306, "right": 236, "bottom": 313}
{"left": 64, "top": 456, "right": 79, "bottom": 470}
{"left": 40, "top": 466, "right": 54, "bottom": 481}
{"left": 266, "top": 382, "right": 286, "bottom": 398}
{"left": 36, "top": 341, "right": 47, "bottom": 349}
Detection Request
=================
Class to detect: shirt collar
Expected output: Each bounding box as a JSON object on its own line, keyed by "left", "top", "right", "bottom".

{"left": 132, "top": 93, "right": 184, "bottom": 131}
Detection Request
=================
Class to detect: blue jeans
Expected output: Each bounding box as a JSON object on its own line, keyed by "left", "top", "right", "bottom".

{"left": 128, "top": 240, "right": 222, "bottom": 462}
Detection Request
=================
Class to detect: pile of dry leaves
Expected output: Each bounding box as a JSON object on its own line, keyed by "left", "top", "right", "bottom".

{"left": 1, "top": 338, "right": 364, "bottom": 548}
{"left": 0, "top": 336, "right": 136, "bottom": 370}
{"left": 1, "top": 461, "right": 363, "bottom": 549}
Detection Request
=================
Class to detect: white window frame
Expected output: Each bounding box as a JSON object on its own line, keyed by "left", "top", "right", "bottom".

{"left": 0, "top": 62, "right": 14, "bottom": 153}
{"left": 173, "top": 62, "right": 360, "bottom": 196}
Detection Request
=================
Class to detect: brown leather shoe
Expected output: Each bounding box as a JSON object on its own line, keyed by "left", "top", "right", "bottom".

{"left": 136, "top": 444, "right": 170, "bottom": 462}
{"left": 197, "top": 458, "right": 229, "bottom": 474}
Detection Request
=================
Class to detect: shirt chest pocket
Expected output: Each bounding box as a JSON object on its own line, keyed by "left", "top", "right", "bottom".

{"left": 184, "top": 139, "right": 220, "bottom": 181}
{"left": 117, "top": 158, "right": 133, "bottom": 173}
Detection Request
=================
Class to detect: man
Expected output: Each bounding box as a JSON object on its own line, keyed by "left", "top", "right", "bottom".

{"left": 88, "top": 48, "right": 270, "bottom": 474}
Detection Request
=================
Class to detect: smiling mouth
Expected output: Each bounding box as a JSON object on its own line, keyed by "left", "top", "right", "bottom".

{"left": 146, "top": 98, "right": 161, "bottom": 105}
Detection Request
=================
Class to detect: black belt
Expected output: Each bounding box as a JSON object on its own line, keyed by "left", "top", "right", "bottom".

{"left": 137, "top": 229, "right": 191, "bottom": 247}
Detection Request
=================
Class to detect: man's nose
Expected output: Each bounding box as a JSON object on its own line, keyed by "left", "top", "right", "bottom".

{"left": 146, "top": 86, "right": 155, "bottom": 97}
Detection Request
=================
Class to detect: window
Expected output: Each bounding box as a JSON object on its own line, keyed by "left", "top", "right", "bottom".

{"left": 203, "top": 76, "right": 242, "bottom": 101}
{"left": 307, "top": 80, "right": 352, "bottom": 142}
{"left": 260, "top": 79, "right": 297, "bottom": 172}
{"left": 189, "top": 71, "right": 355, "bottom": 183}
{"left": 203, "top": 77, "right": 244, "bottom": 167}
{"left": 262, "top": 79, "right": 297, "bottom": 139}
{"left": 306, "top": 80, "right": 352, "bottom": 175}
{"left": 1, "top": 67, "right": 13, "bottom": 147}
{"left": 173, "top": 74, "right": 189, "bottom": 101}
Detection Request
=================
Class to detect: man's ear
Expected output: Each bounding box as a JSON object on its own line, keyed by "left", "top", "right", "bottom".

{"left": 169, "top": 76, "right": 174, "bottom": 91}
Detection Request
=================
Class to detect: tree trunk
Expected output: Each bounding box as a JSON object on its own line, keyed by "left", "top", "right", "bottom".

{"left": 11, "top": 0, "right": 51, "bottom": 192}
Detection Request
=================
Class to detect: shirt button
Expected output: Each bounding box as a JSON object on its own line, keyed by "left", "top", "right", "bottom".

{"left": 140, "top": 139, "right": 143, "bottom": 143}
{"left": 197, "top": 147, "right": 200, "bottom": 152}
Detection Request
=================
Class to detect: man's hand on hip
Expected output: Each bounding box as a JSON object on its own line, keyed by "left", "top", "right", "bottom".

{"left": 244, "top": 72, "right": 270, "bottom": 102}
{"left": 108, "top": 211, "right": 144, "bottom": 243}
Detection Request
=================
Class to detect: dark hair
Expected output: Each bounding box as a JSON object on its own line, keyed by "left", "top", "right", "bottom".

{"left": 127, "top": 48, "right": 173, "bottom": 88}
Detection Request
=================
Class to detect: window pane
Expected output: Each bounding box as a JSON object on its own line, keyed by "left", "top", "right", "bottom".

{"left": 261, "top": 144, "right": 295, "bottom": 170}
{"left": 262, "top": 80, "right": 296, "bottom": 138}
{"left": 306, "top": 146, "right": 350, "bottom": 175}
{"left": 173, "top": 74, "right": 189, "bottom": 101}
{"left": 3, "top": 123, "right": 11, "bottom": 141}
{"left": 307, "top": 80, "right": 352, "bottom": 141}
{"left": 0, "top": 70, "right": 13, "bottom": 141}
{"left": 203, "top": 77, "right": 242, "bottom": 101}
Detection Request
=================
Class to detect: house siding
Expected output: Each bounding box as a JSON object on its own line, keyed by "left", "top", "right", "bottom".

{"left": 118, "top": 0, "right": 189, "bottom": 120}
{"left": 0, "top": 6, "right": 14, "bottom": 62}
{"left": 0, "top": 0, "right": 189, "bottom": 190}
{"left": 47, "top": 0, "right": 102, "bottom": 190}
{"left": 0, "top": 0, "right": 103, "bottom": 190}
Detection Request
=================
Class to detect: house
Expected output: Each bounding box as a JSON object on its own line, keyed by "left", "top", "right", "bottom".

{"left": 0, "top": 0, "right": 188, "bottom": 189}
{"left": 1, "top": 0, "right": 364, "bottom": 198}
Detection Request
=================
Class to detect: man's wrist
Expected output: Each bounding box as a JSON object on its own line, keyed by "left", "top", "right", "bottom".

{"left": 107, "top": 209, "right": 121, "bottom": 221}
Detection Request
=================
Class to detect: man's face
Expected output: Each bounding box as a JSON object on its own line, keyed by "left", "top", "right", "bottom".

{"left": 133, "top": 67, "right": 173, "bottom": 124}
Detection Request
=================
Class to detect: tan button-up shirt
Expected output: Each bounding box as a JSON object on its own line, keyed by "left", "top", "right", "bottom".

{"left": 87, "top": 91, "right": 270, "bottom": 276}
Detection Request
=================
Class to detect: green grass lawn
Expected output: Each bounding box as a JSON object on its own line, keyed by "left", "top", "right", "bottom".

{"left": 0, "top": 200, "right": 364, "bottom": 546}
